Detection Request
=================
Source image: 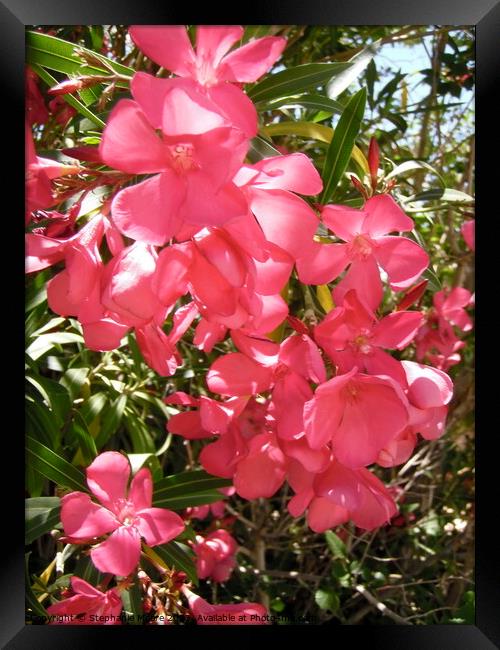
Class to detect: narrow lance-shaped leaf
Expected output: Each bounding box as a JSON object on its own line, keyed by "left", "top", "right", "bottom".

{"left": 320, "top": 87, "right": 367, "bottom": 204}
{"left": 25, "top": 497, "right": 61, "bottom": 545}
{"left": 326, "top": 40, "right": 380, "bottom": 99}
{"left": 248, "top": 62, "right": 353, "bottom": 103}
{"left": 260, "top": 121, "right": 369, "bottom": 175}
{"left": 26, "top": 31, "right": 133, "bottom": 82}
{"left": 153, "top": 542, "right": 198, "bottom": 585}
{"left": 257, "top": 93, "right": 346, "bottom": 115}
{"left": 26, "top": 435, "right": 87, "bottom": 492}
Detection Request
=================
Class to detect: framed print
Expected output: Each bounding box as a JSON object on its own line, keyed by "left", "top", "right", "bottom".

{"left": 5, "top": 0, "right": 496, "bottom": 647}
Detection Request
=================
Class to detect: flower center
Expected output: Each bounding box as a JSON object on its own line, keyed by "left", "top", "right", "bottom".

{"left": 115, "top": 499, "right": 138, "bottom": 527}
{"left": 194, "top": 57, "right": 219, "bottom": 87}
{"left": 351, "top": 329, "right": 373, "bottom": 354}
{"left": 349, "top": 234, "right": 373, "bottom": 260}
{"left": 168, "top": 143, "right": 198, "bottom": 173}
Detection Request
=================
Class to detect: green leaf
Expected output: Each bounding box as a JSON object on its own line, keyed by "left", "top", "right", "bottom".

{"left": 68, "top": 411, "right": 97, "bottom": 465}
{"left": 248, "top": 62, "right": 353, "bottom": 104}
{"left": 258, "top": 93, "right": 345, "bottom": 115}
{"left": 60, "top": 367, "right": 90, "bottom": 401}
{"left": 26, "top": 554, "right": 49, "bottom": 621}
{"left": 320, "top": 87, "right": 367, "bottom": 204}
{"left": 405, "top": 188, "right": 474, "bottom": 204}
{"left": 260, "top": 121, "right": 369, "bottom": 175}
{"left": 384, "top": 112, "right": 408, "bottom": 133}
{"left": 25, "top": 497, "right": 61, "bottom": 545}
{"left": 94, "top": 394, "right": 127, "bottom": 449}
{"left": 26, "top": 30, "right": 133, "bottom": 82}
{"left": 26, "top": 375, "right": 72, "bottom": 429}
{"left": 325, "top": 531, "right": 346, "bottom": 559}
{"left": 326, "top": 40, "right": 380, "bottom": 99}
{"left": 385, "top": 160, "right": 446, "bottom": 186}
{"left": 26, "top": 435, "right": 87, "bottom": 492}
{"left": 26, "top": 396, "right": 62, "bottom": 448}
{"left": 154, "top": 541, "right": 198, "bottom": 585}
{"left": 127, "top": 453, "right": 162, "bottom": 482}
{"left": 26, "top": 332, "right": 84, "bottom": 361}
{"left": 121, "top": 581, "right": 144, "bottom": 625}
{"left": 247, "top": 136, "right": 282, "bottom": 163}
{"left": 153, "top": 470, "right": 231, "bottom": 510}
{"left": 315, "top": 588, "right": 340, "bottom": 612}
{"left": 79, "top": 392, "right": 108, "bottom": 425}
{"left": 124, "top": 411, "right": 156, "bottom": 453}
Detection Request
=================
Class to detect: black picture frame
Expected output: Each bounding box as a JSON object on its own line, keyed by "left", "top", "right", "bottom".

{"left": 7, "top": 1, "right": 496, "bottom": 647}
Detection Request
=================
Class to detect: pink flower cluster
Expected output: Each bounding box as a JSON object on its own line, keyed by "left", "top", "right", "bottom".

{"left": 26, "top": 25, "right": 464, "bottom": 537}
{"left": 168, "top": 302, "right": 453, "bottom": 531}
{"left": 415, "top": 286, "right": 474, "bottom": 371}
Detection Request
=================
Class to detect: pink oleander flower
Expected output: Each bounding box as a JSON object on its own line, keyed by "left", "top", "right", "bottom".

{"left": 152, "top": 224, "right": 291, "bottom": 335}
{"left": 296, "top": 194, "right": 429, "bottom": 310}
{"left": 461, "top": 219, "right": 475, "bottom": 251}
{"left": 25, "top": 122, "right": 79, "bottom": 223}
{"left": 100, "top": 81, "right": 249, "bottom": 246}
{"left": 402, "top": 360, "right": 453, "bottom": 440}
{"left": 168, "top": 392, "right": 287, "bottom": 500}
{"left": 182, "top": 586, "right": 268, "bottom": 625}
{"left": 60, "top": 452, "right": 185, "bottom": 576}
{"left": 47, "top": 577, "right": 122, "bottom": 625}
{"left": 129, "top": 25, "right": 286, "bottom": 137}
{"left": 193, "top": 529, "right": 238, "bottom": 582}
{"left": 304, "top": 365, "right": 409, "bottom": 468}
{"left": 314, "top": 289, "right": 423, "bottom": 384}
{"left": 414, "top": 286, "right": 473, "bottom": 370}
{"left": 433, "top": 286, "right": 474, "bottom": 333}
{"left": 287, "top": 458, "right": 397, "bottom": 532}
{"left": 233, "top": 154, "right": 323, "bottom": 262}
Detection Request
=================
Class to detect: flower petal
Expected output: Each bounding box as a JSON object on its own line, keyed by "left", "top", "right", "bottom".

{"left": 371, "top": 311, "right": 424, "bottom": 349}
{"left": 333, "top": 257, "right": 382, "bottom": 313}
{"left": 128, "top": 467, "right": 153, "bottom": 512}
{"left": 61, "top": 492, "right": 119, "bottom": 539}
{"left": 136, "top": 508, "right": 185, "bottom": 546}
{"left": 234, "top": 433, "right": 286, "bottom": 499}
{"left": 162, "top": 87, "right": 227, "bottom": 137}
{"left": 129, "top": 26, "right": 196, "bottom": 77}
{"left": 331, "top": 374, "right": 409, "bottom": 468}
{"left": 375, "top": 236, "right": 429, "bottom": 290}
{"left": 296, "top": 241, "right": 350, "bottom": 285}
{"left": 218, "top": 36, "right": 287, "bottom": 82}
{"left": 111, "top": 172, "right": 185, "bottom": 246}
{"left": 207, "top": 352, "right": 273, "bottom": 396}
{"left": 307, "top": 497, "right": 349, "bottom": 532}
{"left": 99, "top": 99, "right": 167, "bottom": 174}
{"left": 321, "top": 204, "right": 366, "bottom": 242}
{"left": 86, "top": 451, "right": 131, "bottom": 510}
{"left": 208, "top": 82, "right": 257, "bottom": 137}
{"left": 91, "top": 526, "right": 142, "bottom": 576}
{"left": 82, "top": 318, "right": 130, "bottom": 351}
{"left": 189, "top": 247, "right": 238, "bottom": 317}
{"left": 251, "top": 153, "right": 323, "bottom": 195}
{"left": 195, "top": 26, "right": 244, "bottom": 68}
{"left": 362, "top": 194, "right": 414, "bottom": 237}
{"left": 249, "top": 188, "right": 319, "bottom": 259}
{"left": 181, "top": 175, "right": 248, "bottom": 227}
{"left": 401, "top": 360, "right": 453, "bottom": 408}
{"left": 135, "top": 323, "right": 180, "bottom": 377}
